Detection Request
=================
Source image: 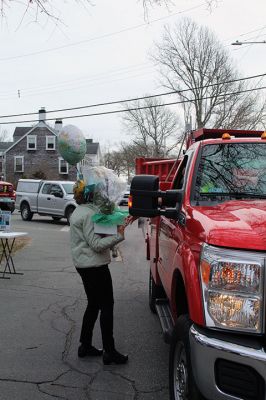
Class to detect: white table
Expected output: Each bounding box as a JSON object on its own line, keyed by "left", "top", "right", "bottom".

{"left": 0, "top": 231, "right": 28, "bottom": 279}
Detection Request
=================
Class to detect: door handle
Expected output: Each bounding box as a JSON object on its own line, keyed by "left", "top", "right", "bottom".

{"left": 47, "top": 197, "right": 51, "bottom": 200}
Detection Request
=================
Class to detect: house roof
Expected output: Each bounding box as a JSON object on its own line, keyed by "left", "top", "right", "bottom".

{"left": 5, "top": 122, "right": 57, "bottom": 153}
{"left": 4, "top": 124, "right": 100, "bottom": 156}
{"left": 0, "top": 142, "right": 14, "bottom": 151}
{"left": 86, "top": 140, "right": 99, "bottom": 154}
{"left": 13, "top": 127, "right": 32, "bottom": 139}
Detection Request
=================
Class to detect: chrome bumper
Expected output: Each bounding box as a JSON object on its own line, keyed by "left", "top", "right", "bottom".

{"left": 189, "top": 325, "right": 266, "bottom": 400}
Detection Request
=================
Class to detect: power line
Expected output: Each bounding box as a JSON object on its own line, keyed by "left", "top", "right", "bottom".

{"left": 225, "top": 25, "right": 266, "bottom": 41}
{"left": 0, "top": 71, "right": 265, "bottom": 120}
{"left": 0, "top": 85, "right": 265, "bottom": 125}
{"left": 0, "top": 64, "right": 155, "bottom": 100}
{"left": 0, "top": 62, "right": 153, "bottom": 97}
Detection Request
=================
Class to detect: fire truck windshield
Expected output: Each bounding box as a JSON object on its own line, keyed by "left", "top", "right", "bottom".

{"left": 194, "top": 143, "right": 266, "bottom": 202}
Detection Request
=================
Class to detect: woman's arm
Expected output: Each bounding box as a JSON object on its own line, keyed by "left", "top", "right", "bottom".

{"left": 83, "top": 215, "right": 124, "bottom": 253}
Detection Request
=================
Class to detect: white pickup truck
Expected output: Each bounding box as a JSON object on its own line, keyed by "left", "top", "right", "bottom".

{"left": 15, "top": 179, "right": 76, "bottom": 223}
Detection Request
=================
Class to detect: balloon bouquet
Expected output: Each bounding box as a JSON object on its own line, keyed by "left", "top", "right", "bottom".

{"left": 58, "top": 125, "right": 129, "bottom": 239}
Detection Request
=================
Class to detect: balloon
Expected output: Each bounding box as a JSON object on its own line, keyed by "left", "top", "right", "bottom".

{"left": 58, "top": 125, "right": 87, "bottom": 165}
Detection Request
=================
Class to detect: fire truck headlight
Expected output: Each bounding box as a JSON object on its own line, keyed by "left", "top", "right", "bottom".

{"left": 200, "top": 244, "right": 264, "bottom": 333}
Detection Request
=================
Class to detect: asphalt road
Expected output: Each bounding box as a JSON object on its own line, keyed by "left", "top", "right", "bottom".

{"left": 0, "top": 211, "right": 169, "bottom": 400}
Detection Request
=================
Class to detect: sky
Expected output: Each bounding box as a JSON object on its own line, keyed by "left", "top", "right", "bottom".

{"left": 0, "top": 0, "right": 266, "bottom": 150}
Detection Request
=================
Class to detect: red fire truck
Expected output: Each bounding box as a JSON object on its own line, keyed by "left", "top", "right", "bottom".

{"left": 129, "top": 128, "right": 266, "bottom": 400}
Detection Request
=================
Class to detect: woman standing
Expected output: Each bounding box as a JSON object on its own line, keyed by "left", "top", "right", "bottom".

{"left": 70, "top": 181, "right": 128, "bottom": 365}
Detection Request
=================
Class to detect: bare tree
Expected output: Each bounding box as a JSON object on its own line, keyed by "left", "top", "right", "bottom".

{"left": 0, "top": 0, "right": 90, "bottom": 18}
{"left": 103, "top": 142, "right": 144, "bottom": 179}
{"left": 122, "top": 96, "right": 181, "bottom": 157}
{"left": 119, "top": 141, "right": 154, "bottom": 180}
{"left": 153, "top": 18, "right": 266, "bottom": 130}
{"left": 102, "top": 150, "right": 125, "bottom": 177}
{"left": 0, "top": 127, "right": 11, "bottom": 142}
{"left": 102, "top": 140, "right": 162, "bottom": 182}
{"left": 0, "top": 1, "right": 219, "bottom": 19}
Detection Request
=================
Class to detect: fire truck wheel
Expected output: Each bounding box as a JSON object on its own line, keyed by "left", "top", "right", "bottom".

{"left": 21, "top": 202, "right": 33, "bottom": 221}
{"left": 169, "top": 315, "right": 204, "bottom": 400}
{"left": 149, "top": 270, "right": 161, "bottom": 314}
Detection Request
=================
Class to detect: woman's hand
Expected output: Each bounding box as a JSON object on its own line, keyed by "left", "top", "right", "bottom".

{"left": 125, "top": 215, "right": 138, "bottom": 226}
{"left": 117, "top": 225, "right": 125, "bottom": 237}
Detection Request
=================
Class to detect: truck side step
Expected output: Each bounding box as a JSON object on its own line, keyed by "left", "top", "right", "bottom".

{"left": 155, "top": 299, "right": 174, "bottom": 344}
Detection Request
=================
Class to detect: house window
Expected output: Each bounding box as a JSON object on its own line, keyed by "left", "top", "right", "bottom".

{"left": 27, "top": 135, "right": 37, "bottom": 150}
{"left": 46, "top": 136, "right": 56, "bottom": 150}
{"left": 14, "top": 156, "right": 24, "bottom": 172}
{"left": 80, "top": 156, "right": 93, "bottom": 167}
{"left": 59, "top": 158, "right": 68, "bottom": 174}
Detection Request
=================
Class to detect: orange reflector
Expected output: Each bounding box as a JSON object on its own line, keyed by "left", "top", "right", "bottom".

{"left": 261, "top": 131, "right": 266, "bottom": 139}
{"left": 128, "top": 195, "right": 132, "bottom": 208}
{"left": 201, "top": 260, "right": 211, "bottom": 284}
{"left": 222, "top": 132, "right": 231, "bottom": 140}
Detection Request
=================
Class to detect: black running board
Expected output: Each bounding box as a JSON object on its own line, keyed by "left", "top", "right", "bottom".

{"left": 155, "top": 299, "right": 174, "bottom": 344}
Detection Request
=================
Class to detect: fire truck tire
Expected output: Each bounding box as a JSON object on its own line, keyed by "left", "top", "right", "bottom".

{"left": 169, "top": 314, "right": 205, "bottom": 400}
{"left": 149, "top": 270, "right": 161, "bottom": 314}
{"left": 21, "top": 202, "right": 33, "bottom": 221}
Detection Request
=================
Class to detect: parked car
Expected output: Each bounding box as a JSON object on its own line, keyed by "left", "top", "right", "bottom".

{"left": 15, "top": 179, "right": 76, "bottom": 223}
{"left": 0, "top": 180, "right": 16, "bottom": 213}
{"left": 119, "top": 185, "right": 130, "bottom": 206}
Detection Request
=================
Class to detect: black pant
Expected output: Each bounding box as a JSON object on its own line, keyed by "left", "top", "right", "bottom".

{"left": 76, "top": 265, "right": 115, "bottom": 352}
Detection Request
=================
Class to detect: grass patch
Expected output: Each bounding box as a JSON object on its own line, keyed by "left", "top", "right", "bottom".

{"left": 0, "top": 237, "right": 31, "bottom": 254}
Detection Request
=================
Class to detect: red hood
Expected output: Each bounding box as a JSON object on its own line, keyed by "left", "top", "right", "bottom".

{"left": 191, "top": 201, "right": 266, "bottom": 251}
{"left": 0, "top": 181, "right": 13, "bottom": 185}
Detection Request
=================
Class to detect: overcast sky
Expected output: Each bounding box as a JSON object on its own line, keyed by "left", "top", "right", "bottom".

{"left": 0, "top": 0, "right": 266, "bottom": 149}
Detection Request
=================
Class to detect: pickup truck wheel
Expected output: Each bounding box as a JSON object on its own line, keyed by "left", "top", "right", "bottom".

{"left": 21, "top": 203, "right": 33, "bottom": 221}
{"left": 149, "top": 270, "right": 162, "bottom": 314}
{"left": 169, "top": 315, "right": 204, "bottom": 400}
{"left": 66, "top": 206, "right": 75, "bottom": 225}
{"left": 52, "top": 216, "right": 62, "bottom": 221}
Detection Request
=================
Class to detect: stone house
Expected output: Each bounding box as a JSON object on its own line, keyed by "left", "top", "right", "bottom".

{"left": 0, "top": 108, "right": 101, "bottom": 187}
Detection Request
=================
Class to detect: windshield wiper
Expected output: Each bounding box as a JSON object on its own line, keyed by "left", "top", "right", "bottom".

{"left": 199, "top": 192, "right": 266, "bottom": 199}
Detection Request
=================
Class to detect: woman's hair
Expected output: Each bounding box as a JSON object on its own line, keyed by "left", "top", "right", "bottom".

{"left": 73, "top": 180, "right": 94, "bottom": 204}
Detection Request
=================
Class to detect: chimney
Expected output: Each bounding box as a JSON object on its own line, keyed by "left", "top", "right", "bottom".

{"left": 54, "top": 119, "right": 63, "bottom": 133}
{"left": 39, "top": 107, "right": 46, "bottom": 122}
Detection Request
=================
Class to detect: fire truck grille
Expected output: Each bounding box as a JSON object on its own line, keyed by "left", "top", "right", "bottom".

{"left": 215, "top": 359, "right": 264, "bottom": 400}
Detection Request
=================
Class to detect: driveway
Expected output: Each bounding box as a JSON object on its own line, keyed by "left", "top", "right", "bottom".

{"left": 0, "top": 213, "right": 169, "bottom": 400}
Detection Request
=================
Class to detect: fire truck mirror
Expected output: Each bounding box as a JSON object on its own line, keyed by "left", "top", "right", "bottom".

{"left": 129, "top": 175, "right": 160, "bottom": 217}
{"left": 161, "top": 190, "right": 182, "bottom": 207}
{"left": 161, "top": 208, "right": 179, "bottom": 219}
